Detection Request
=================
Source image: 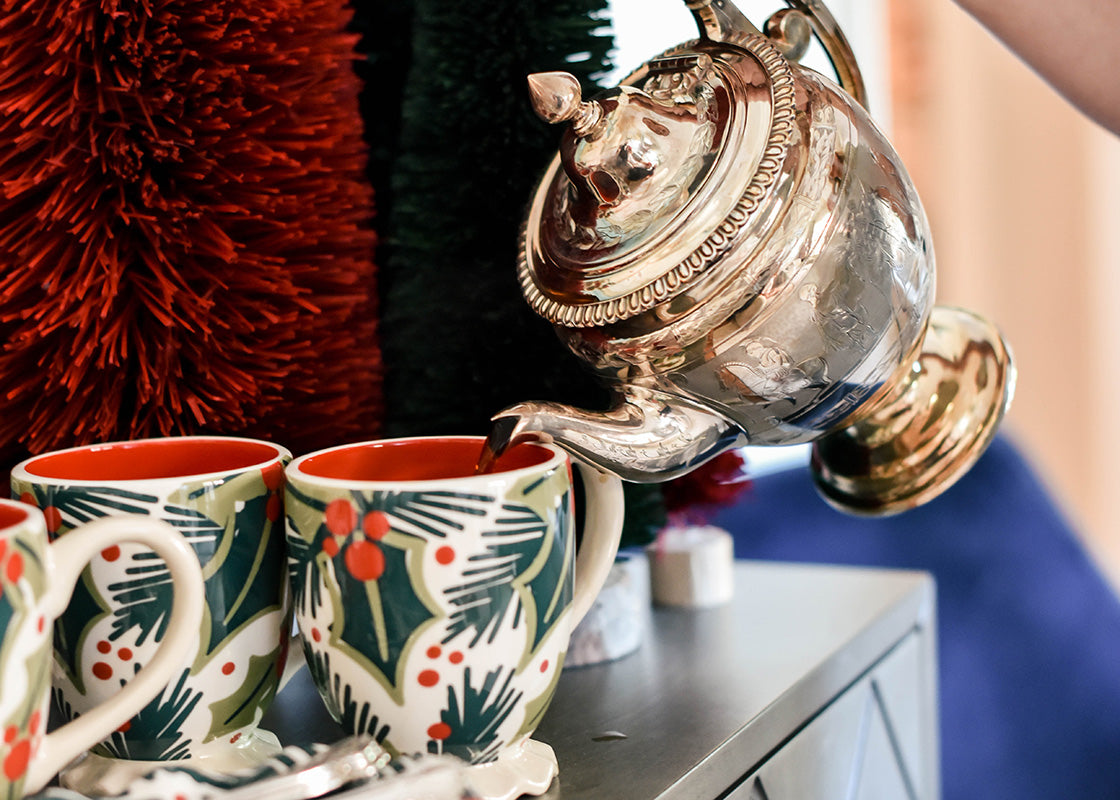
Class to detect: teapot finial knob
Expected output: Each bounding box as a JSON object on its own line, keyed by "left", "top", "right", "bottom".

{"left": 527, "top": 72, "right": 604, "bottom": 137}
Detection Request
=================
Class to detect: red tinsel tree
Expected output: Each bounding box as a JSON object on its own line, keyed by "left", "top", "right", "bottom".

{"left": 0, "top": 0, "right": 380, "bottom": 468}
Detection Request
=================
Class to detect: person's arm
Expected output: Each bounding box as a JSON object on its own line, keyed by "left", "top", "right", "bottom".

{"left": 953, "top": 0, "right": 1120, "bottom": 136}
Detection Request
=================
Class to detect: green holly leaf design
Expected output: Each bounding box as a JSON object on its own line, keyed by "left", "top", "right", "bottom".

{"left": 515, "top": 654, "right": 564, "bottom": 741}
{"left": 433, "top": 666, "right": 522, "bottom": 763}
{"left": 331, "top": 536, "right": 433, "bottom": 703}
{"left": 519, "top": 488, "right": 573, "bottom": 664}
{"left": 288, "top": 485, "right": 510, "bottom": 702}
{"left": 49, "top": 571, "right": 104, "bottom": 693}
{"left": 507, "top": 468, "right": 574, "bottom": 669}
{"left": 22, "top": 638, "right": 50, "bottom": 719}
{"left": 195, "top": 491, "right": 285, "bottom": 659}
{"left": 0, "top": 589, "right": 12, "bottom": 662}
{"left": 113, "top": 470, "right": 287, "bottom": 662}
{"left": 288, "top": 485, "right": 493, "bottom": 615}
{"left": 204, "top": 645, "right": 282, "bottom": 742}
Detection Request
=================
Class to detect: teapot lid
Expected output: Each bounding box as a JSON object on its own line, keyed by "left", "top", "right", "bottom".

{"left": 519, "top": 26, "right": 799, "bottom": 328}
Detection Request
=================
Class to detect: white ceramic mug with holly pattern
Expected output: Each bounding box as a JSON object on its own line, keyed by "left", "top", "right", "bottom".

{"left": 0, "top": 499, "right": 203, "bottom": 798}
{"left": 285, "top": 435, "right": 624, "bottom": 800}
{"left": 11, "top": 436, "right": 293, "bottom": 793}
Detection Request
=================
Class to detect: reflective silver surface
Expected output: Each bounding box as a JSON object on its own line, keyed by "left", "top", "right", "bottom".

{"left": 493, "top": 0, "right": 1014, "bottom": 514}
{"left": 811, "top": 306, "right": 1016, "bottom": 514}
{"left": 221, "top": 738, "right": 390, "bottom": 800}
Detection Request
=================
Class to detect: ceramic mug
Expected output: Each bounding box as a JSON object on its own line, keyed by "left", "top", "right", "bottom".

{"left": 10, "top": 436, "right": 293, "bottom": 790}
{"left": 0, "top": 499, "right": 203, "bottom": 798}
{"left": 285, "top": 436, "right": 624, "bottom": 799}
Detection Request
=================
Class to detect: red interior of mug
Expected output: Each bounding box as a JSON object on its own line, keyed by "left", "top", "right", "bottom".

{"left": 0, "top": 502, "right": 30, "bottom": 529}
{"left": 299, "top": 438, "right": 554, "bottom": 482}
{"left": 22, "top": 438, "right": 282, "bottom": 481}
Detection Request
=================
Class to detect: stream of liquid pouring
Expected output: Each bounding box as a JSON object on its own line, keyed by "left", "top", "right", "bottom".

{"left": 473, "top": 439, "right": 502, "bottom": 475}
{"left": 473, "top": 417, "right": 520, "bottom": 475}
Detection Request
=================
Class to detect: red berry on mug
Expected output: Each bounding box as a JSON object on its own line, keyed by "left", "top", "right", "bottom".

{"left": 3, "top": 739, "right": 31, "bottom": 781}
{"left": 344, "top": 540, "right": 385, "bottom": 581}
{"left": 5, "top": 552, "right": 22, "bottom": 583}
{"left": 362, "top": 511, "right": 390, "bottom": 540}
{"left": 427, "top": 722, "right": 452, "bottom": 741}
{"left": 324, "top": 499, "right": 357, "bottom": 537}
{"left": 435, "top": 545, "right": 455, "bottom": 565}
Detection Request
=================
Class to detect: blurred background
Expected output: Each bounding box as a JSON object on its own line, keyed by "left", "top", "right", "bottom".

{"left": 610, "top": 0, "right": 1120, "bottom": 591}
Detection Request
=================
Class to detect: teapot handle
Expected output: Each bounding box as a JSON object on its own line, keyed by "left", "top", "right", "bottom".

{"left": 686, "top": 0, "right": 868, "bottom": 109}
{"left": 781, "top": 1, "right": 867, "bottom": 107}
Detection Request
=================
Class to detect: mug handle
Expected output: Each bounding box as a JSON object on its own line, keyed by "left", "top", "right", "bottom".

{"left": 568, "top": 462, "right": 625, "bottom": 628}
{"left": 24, "top": 517, "right": 205, "bottom": 794}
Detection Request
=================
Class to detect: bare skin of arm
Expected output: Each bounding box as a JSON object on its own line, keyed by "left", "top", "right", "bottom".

{"left": 953, "top": 0, "right": 1120, "bottom": 136}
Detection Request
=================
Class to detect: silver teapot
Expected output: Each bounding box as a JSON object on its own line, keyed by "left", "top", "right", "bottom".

{"left": 490, "top": 0, "right": 1014, "bottom": 515}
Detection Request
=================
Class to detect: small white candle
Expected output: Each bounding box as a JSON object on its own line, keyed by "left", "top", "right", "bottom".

{"left": 648, "top": 525, "right": 735, "bottom": 608}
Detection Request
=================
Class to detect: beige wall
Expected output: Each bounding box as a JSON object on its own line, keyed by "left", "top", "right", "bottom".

{"left": 889, "top": 1, "right": 1120, "bottom": 587}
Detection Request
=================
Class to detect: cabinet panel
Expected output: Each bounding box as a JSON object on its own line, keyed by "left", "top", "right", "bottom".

{"left": 727, "top": 630, "right": 933, "bottom": 799}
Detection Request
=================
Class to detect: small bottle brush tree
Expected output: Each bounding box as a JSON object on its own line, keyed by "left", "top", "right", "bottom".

{"left": 0, "top": 0, "right": 380, "bottom": 470}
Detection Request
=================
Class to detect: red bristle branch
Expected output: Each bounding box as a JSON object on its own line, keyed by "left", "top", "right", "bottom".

{"left": 0, "top": 0, "right": 380, "bottom": 469}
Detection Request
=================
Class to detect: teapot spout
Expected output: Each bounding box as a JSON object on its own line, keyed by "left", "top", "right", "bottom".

{"left": 490, "top": 387, "right": 745, "bottom": 483}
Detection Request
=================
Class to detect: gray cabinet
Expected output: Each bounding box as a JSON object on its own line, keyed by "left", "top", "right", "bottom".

{"left": 535, "top": 561, "right": 938, "bottom": 799}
